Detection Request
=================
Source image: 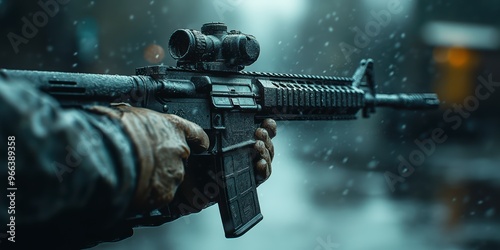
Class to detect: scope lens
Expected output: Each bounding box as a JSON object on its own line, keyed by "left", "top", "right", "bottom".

{"left": 169, "top": 30, "right": 194, "bottom": 60}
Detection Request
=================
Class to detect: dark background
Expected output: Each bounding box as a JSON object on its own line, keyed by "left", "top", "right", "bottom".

{"left": 1, "top": 0, "right": 499, "bottom": 249}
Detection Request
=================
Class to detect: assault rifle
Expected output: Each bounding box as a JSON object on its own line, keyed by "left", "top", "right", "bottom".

{"left": 0, "top": 23, "right": 439, "bottom": 239}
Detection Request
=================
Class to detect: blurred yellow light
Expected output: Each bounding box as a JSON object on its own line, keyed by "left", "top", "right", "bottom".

{"left": 433, "top": 47, "right": 479, "bottom": 105}
{"left": 446, "top": 47, "right": 470, "bottom": 68}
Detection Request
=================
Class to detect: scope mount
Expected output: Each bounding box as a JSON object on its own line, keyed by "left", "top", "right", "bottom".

{"left": 168, "top": 22, "right": 260, "bottom": 72}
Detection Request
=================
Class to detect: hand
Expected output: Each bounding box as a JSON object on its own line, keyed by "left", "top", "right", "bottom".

{"left": 90, "top": 104, "right": 209, "bottom": 213}
{"left": 171, "top": 119, "right": 277, "bottom": 215}
{"left": 254, "top": 118, "right": 277, "bottom": 185}
{"left": 92, "top": 104, "right": 277, "bottom": 215}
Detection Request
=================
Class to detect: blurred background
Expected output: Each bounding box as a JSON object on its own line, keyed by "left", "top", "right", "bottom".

{"left": 1, "top": 0, "right": 499, "bottom": 249}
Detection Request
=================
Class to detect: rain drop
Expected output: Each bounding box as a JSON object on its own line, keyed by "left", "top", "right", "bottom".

{"left": 346, "top": 179, "right": 354, "bottom": 187}
{"left": 367, "top": 160, "right": 379, "bottom": 169}
{"left": 463, "top": 196, "right": 470, "bottom": 203}
{"left": 355, "top": 136, "right": 363, "bottom": 143}
{"left": 485, "top": 208, "right": 495, "bottom": 217}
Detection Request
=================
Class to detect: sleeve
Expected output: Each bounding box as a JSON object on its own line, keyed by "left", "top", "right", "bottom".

{"left": 0, "top": 78, "right": 138, "bottom": 246}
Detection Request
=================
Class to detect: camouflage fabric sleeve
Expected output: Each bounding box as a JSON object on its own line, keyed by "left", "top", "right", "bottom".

{"left": 0, "top": 78, "right": 138, "bottom": 246}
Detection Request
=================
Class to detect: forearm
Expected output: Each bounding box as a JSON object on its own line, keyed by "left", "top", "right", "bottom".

{"left": 0, "top": 79, "right": 137, "bottom": 234}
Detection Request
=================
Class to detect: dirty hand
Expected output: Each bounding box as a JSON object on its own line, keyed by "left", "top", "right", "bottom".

{"left": 172, "top": 118, "right": 277, "bottom": 214}
{"left": 93, "top": 105, "right": 276, "bottom": 214}
{"left": 90, "top": 104, "right": 209, "bottom": 213}
{"left": 253, "top": 118, "right": 277, "bottom": 185}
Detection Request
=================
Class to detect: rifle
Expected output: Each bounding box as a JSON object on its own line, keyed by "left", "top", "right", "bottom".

{"left": 0, "top": 22, "right": 439, "bottom": 239}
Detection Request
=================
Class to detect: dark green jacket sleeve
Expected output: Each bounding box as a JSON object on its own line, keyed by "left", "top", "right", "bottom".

{"left": 0, "top": 78, "right": 138, "bottom": 247}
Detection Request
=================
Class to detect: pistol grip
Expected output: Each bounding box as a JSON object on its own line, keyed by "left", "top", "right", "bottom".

{"left": 216, "top": 141, "right": 263, "bottom": 238}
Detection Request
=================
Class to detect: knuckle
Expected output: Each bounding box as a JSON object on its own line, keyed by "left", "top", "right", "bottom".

{"left": 261, "top": 119, "right": 277, "bottom": 138}
{"left": 254, "top": 128, "right": 267, "bottom": 139}
{"left": 159, "top": 143, "right": 191, "bottom": 159}
{"left": 254, "top": 140, "right": 264, "bottom": 149}
{"left": 261, "top": 128, "right": 269, "bottom": 138}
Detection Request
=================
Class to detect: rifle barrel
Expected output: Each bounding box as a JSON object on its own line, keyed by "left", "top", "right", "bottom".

{"left": 365, "top": 93, "right": 440, "bottom": 110}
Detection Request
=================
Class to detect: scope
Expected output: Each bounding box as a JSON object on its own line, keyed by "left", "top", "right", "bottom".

{"left": 168, "top": 22, "right": 260, "bottom": 72}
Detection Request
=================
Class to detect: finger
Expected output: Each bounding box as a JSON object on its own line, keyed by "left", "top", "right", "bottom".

{"left": 169, "top": 115, "right": 210, "bottom": 153}
{"left": 268, "top": 142, "right": 274, "bottom": 161}
{"left": 254, "top": 140, "right": 271, "bottom": 168}
{"left": 255, "top": 128, "right": 274, "bottom": 160}
{"left": 255, "top": 159, "right": 270, "bottom": 183}
{"left": 260, "top": 118, "right": 277, "bottom": 139}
